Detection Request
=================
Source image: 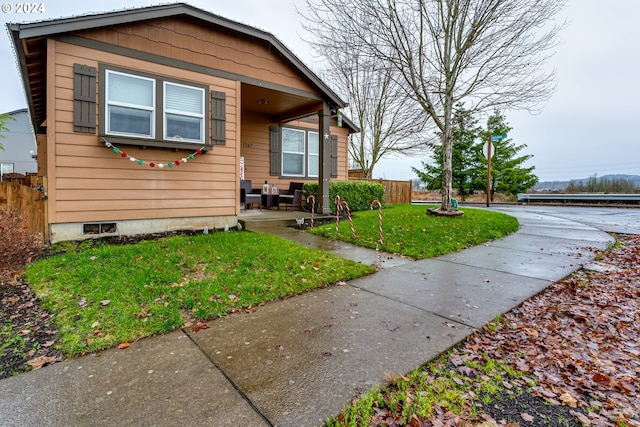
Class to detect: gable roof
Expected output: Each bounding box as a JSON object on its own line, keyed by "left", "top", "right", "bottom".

{"left": 7, "top": 2, "right": 349, "bottom": 132}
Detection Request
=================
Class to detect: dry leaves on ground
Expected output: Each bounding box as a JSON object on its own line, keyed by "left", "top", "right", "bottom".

{"left": 459, "top": 234, "right": 640, "bottom": 425}
{"left": 363, "top": 235, "right": 640, "bottom": 427}
{"left": 1, "top": 273, "right": 63, "bottom": 378}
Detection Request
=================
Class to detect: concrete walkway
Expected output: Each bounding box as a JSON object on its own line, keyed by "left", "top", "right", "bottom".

{"left": 0, "top": 208, "right": 615, "bottom": 427}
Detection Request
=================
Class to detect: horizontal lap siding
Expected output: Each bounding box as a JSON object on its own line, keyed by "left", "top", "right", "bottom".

{"left": 335, "top": 130, "right": 349, "bottom": 180}
{"left": 241, "top": 112, "right": 271, "bottom": 183}
{"left": 51, "top": 42, "right": 238, "bottom": 224}
{"left": 241, "top": 115, "right": 349, "bottom": 186}
{"left": 78, "top": 17, "right": 317, "bottom": 94}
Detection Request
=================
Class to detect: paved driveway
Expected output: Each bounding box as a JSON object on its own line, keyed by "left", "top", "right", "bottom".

{"left": 492, "top": 205, "right": 640, "bottom": 235}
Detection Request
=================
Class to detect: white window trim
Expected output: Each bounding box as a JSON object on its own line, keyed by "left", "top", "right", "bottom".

{"left": 307, "top": 131, "right": 319, "bottom": 178}
{"left": 163, "top": 81, "right": 206, "bottom": 144}
{"left": 1, "top": 162, "right": 15, "bottom": 177}
{"left": 105, "top": 70, "right": 156, "bottom": 139}
{"left": 281, "top": 128, "right": 306, "bottom": 177}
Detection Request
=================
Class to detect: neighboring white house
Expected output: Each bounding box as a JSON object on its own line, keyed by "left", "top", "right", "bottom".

{"left": 0, "top": 108, "right": 37, "bottom": 179}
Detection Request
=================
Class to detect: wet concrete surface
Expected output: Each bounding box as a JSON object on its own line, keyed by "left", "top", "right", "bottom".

{"left": 0, "top": 206, "right": 621, "bottom": 426}
{"left": 249, "top": 225, "right": 412, "bottom": 269}
{"left": 493, "top": 206, "right": 640, "bottom": 235}
{"left": 187, "top": 285, "right": 471, "bottom": 427}
{"left": 437, "top": 244, "right": 584, "bottom": 281}
{"left": 0, "top": 330, "right": 268, "bottom": 427}
{"left": 351, "top": 260, "right": 553, "bottom": 328}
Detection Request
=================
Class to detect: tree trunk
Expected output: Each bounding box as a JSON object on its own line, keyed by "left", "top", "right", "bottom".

{"left": 441, "top": 99, "right": 454, "bottom": 211}
{"left": 441, "top": 132, "right": 453, "bottom": 211}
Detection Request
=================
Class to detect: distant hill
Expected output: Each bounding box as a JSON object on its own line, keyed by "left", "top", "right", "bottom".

{"left": 535, "top": 174, "right": 640, "bottom": 191}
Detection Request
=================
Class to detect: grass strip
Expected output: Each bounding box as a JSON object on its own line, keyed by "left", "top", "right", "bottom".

{"left": 325, "top": 350, "right": 524, "bottom": 427}
{"left": 309, "top": 205, "right": 519, "bottom": 259}
{"left": 24, "top": 232, "right": 374, "bottom": 355}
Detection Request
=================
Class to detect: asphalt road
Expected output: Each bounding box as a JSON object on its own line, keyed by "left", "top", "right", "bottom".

{"left": 491, "top": 205, "right": 640, "bottom": 235}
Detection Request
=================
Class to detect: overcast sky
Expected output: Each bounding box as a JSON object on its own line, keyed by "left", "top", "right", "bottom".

{"left": 1, "top": 0, "right": 638, "bottom": 182}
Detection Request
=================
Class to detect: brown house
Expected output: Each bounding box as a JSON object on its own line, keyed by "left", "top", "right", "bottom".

{"left": 8, "top": 3, "right": 355, "bottom": 243}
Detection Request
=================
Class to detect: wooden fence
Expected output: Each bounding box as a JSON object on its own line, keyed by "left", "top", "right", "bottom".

{"left": 0, "top": 179, "right": 46, "bottom": 241}
{"left": 350, "top": 178, "right": 412, "bottom": 205}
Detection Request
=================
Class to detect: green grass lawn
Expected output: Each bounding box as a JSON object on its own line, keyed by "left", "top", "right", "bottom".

{"left": 309, "top": 204, "right": 519, "bottom": 259}
{"left": 24, "top": 232, "right": 374, "bottom": 356}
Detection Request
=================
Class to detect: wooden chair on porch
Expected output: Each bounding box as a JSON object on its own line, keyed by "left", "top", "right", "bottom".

{"left": 240, "top": 180, "right": 261, "bottom": 209}
{"left": 279, "top": 182, "right": 304, "bottom": 210}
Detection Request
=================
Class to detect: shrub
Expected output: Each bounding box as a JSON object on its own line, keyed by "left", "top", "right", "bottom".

{"left": 0, "top": 208, "right": 43, "bottom": 273}
{"left": 303, "top": 181, "right": 385, "bottom": 212}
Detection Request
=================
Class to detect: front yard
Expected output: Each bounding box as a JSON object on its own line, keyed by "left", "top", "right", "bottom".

{"left": 310, "top": 204, "right": 519, "bottom": 259}
{"left": 22, "top": 232, "right": 374, "bottom": 357}
{"left": 2, "top": 204, "right": 518, "bottom": 376}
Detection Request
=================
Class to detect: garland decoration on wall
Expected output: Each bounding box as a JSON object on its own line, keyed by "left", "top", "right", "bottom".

{"left": 100, "top": 138, "right": 205, "bottom": 169}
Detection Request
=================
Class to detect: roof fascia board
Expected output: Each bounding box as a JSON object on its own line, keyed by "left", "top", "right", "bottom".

{"left": 10, "top": 3, "right": 347, "bottom": 108}
{"left": 54, "top": 34, "right": 324, "bottom": 102}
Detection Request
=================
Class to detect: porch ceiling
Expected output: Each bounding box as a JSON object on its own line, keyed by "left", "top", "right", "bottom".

{"left": 241, "top": 83, "right": 324, "bottom": 123}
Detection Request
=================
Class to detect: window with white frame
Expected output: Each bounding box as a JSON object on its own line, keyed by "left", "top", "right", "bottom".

{"left": 307, "top": 131, "right": 319, "bottom": 177}
{"left": 102, "top": 67, "right": 207, "bottom": 146}
{"left": 281, "top": 128, "right": 321, "bottom": 178}
{"left": 1, "top": 163, "right": 14, "bottom": 178}
{"left": 282, "top": 128, "right": 306, "bottom": 176}
{"left": 164, "top": 82, "right": 205, "bottom": 142}
{"left": 106, "top": 70, "right": 155, "bottom": 138}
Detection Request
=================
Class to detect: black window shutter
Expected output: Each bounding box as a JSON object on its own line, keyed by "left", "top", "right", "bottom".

{"left": 330, "top": 134, "right": 338, "bottom": 178}
{"left": 73, "top": 64, "right": 96, "bottom": 133}
{"left": 211, "top": 91, "right": 226, "bottom": 145}
{"left": 270, "top": 125, "right": 281, "bottom": 176}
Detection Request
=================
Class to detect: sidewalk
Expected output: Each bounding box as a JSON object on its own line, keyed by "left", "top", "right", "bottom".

{"left": 0, "top": 209, "right": 614, "bottom": 427}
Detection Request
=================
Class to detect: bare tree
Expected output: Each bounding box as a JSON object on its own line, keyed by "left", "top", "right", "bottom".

{"left": 302, "top": 0, "right": 565, "bottom": 211}
{"left": 302, "top": 8, "right": 430, "bottom": 179}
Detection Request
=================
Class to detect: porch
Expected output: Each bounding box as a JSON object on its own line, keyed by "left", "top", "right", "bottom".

{"left": 238, "top": 207, "right": 333, "bottom": 231}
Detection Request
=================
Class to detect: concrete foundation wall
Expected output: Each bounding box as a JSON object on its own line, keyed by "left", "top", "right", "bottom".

{"left": 49, "top": 215, "right": 238, "bottom": 243}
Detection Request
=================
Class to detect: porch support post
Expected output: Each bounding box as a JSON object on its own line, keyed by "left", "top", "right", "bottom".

{"left": 318, "top": 103, "right": 331, "bottom": 214}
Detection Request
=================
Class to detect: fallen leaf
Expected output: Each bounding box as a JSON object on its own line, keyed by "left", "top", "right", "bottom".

{"left": 27, "top": 355, "right": 57, "bottom": 370}
{"left": 42, "top": 340, "right": 55, "bottom": 347}
{"left": 592, "top": 372, "right": 610, "bottom": 384}
{"left": 191, "top": 323, "right": 209, "bottom": 333}
{"left": 101, "top": 299, "right": 110, "bottom": 306}
{"left": 559, "top": 391, "right": 578, "bottom": 408}
{"left": 117, "top": 342, "right": 130, "bottom": 349}
{"left": 521, "top": 413, "right": 534, "bottom": 422}
{"left": 91, "top": 321, "right": 100, "bottom": 328}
